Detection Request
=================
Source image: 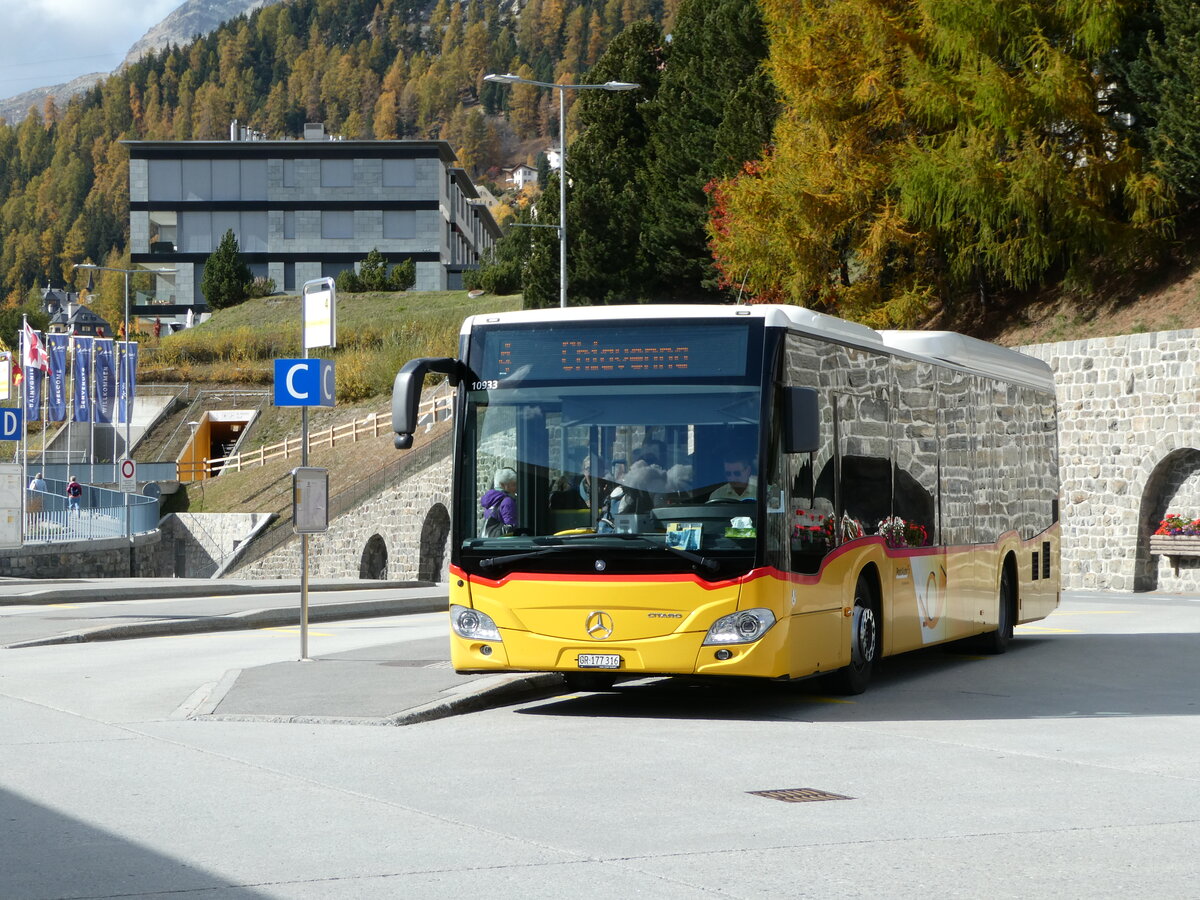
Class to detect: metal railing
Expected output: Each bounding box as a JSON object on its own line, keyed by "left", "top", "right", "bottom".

{"left": 24, "top": 479, "right": 158, "bottom": 544}
{"left": 26, "top": 462, "right": 180, "bottom": 484}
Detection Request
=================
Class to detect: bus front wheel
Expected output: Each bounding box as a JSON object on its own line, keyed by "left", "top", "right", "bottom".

{"left": 830, "top": 573, "right": 879, "bottom": 695}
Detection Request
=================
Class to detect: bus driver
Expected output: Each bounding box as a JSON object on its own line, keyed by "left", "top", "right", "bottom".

{"left": 709, "top": 453, "right": 757, "bottom": 502}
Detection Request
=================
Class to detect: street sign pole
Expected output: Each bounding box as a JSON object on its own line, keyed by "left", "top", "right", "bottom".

{"left": 297, "top": 278, "right": 336, "bottom": 662}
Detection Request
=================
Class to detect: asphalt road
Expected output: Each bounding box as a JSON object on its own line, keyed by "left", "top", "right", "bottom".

{"left": 0, "top": 581, "right": 446, "bottom": 647}
{"left": 3, "top": 588, "right": 1200, "bottom": 898}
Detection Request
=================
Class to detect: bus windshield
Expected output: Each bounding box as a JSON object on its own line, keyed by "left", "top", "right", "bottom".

{"left": 460, "top": 380, "right": 763, "bottom": 568}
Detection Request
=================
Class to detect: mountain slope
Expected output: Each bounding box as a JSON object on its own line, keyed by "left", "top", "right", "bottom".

{"left": 121, "top": 0, "right": 286, "bottom": 67}
{"left": 0, "top": 0, "right": 285, "bottom": 123}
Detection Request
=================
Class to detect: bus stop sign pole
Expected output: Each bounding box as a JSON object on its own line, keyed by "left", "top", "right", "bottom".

{"left": 294, "top": 278, "right": 336, "bottom": 661}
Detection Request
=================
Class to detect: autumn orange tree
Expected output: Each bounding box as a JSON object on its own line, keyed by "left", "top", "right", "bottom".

{"left": 709, "top": 0, "right": 1173, "bottom": 327}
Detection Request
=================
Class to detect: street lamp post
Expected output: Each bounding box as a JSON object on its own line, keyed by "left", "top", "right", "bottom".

{"left": 72, "top": 263, "right": 175, "bottom": 542}
{"left": 484, "top": 73, "right": 639, "bottom": 308}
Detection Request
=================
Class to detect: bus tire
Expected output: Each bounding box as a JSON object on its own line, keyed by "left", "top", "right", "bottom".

{"left": 830, "top": 572, "right": 880, "bottom": 695}
{"left": 978, "top": 561, "right": 1016, "bottom": 655}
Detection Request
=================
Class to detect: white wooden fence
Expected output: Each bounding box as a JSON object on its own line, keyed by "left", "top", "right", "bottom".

{"left": 192, "top": 392, "right": 454, "bottom": 478}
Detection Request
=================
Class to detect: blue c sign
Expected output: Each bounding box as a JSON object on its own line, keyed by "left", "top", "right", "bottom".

{"left": 274, "top": 359, "right": 335, "bottom": 408}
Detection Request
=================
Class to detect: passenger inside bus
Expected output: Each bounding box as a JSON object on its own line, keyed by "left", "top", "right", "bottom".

{"left": 480, "top": 468, "right": 519, "bottom": 537}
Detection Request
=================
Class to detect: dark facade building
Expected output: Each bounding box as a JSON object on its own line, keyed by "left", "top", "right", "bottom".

{"left": 125, "top": 129, "right": 501, "bottom": 321}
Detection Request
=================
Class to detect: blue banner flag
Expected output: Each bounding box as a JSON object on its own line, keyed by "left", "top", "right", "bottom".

{"left": 22, "top": 365, "right": 41, "bottom": 421}
{"left": 72, "top": 337, "right": 92, "bottom": 423}
{"left": 47, "top": 334, "right": 67, "bottom": 421}
{"left": 93, "top": 338, "right": 116, "bottom": 425}
{"left": 117, "top": 341, "right": 138, "bottom": 425}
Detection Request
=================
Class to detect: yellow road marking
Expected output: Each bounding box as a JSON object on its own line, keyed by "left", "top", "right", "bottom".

{"left": 799, "top": 696, "right": 854, "bottom": 704}
{"left": 48, "top": 603, "right": 80, "bottom": 609}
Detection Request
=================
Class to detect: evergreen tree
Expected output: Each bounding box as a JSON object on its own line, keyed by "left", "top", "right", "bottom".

{"left": 639, "top": 0, "right": 776, "bottom": 299}
{"left": 520, "top": 174, "right": 562, "bottom": 308}
{"left": 201, "top": 229, "right": 252, "bottom": 309}
{"left": 1140, "top": 0, "right": 1200, "bottom": 199}
{"left": 565, "top": 21, "right": 665, "bottom": 304}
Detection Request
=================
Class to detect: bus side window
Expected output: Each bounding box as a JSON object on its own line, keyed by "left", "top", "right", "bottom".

{"left": 790, "top": 451, "right": 829, "bottom": 574}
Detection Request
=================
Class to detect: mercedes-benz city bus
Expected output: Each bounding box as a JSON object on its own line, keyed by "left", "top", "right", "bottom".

{"left": 391, "top": 305, "right": 1060, "bottom": 693}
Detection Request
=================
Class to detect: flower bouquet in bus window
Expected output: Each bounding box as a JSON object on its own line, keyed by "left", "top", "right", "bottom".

{"left": 792, "top": 510, "right": 829, "bottom": 551}
{"left": 821, "top": 513, "right": 864, "bottom": 545}
{"left": 878, "top": 515, "right": 928, "bottom": 548}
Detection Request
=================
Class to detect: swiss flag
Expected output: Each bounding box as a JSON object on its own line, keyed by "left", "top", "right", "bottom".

{"left": 22, "top": 321, "right": 50, "bottom": 374}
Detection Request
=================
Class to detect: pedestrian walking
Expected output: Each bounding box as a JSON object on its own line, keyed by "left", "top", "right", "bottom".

{"left": 27, "top": 471, "right": 46, "bottom": 514}
{"left": 65, "top": 475, "right": 82, "bottom": 514}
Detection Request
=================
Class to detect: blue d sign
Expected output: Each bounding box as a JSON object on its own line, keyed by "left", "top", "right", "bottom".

{"left": 0, "top": 408, "right": 22, "bottom": 441}
{"left": 273, "top": 359, "right": 335, "bottom": 408}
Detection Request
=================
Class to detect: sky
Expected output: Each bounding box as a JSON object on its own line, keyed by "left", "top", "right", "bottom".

{"left": 0, "top": 0, "right": 181, "bottom": 102}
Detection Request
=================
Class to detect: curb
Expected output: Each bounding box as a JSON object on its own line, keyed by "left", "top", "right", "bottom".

{"left": 0, "top": 580, "right": 433, "bottom": 607}
{"left": 192, "top": 672, "right": 567, "bottom": 727}
{"left": 4, "top": 595, "right": 447, "bottom": 648}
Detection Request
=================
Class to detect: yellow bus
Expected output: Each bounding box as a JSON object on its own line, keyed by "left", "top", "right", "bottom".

{"left": 391, "top": 305, "right": 1060, "bottom": 693}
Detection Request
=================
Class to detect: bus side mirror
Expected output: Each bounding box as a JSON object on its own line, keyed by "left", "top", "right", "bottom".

{"left": 782, "top": 387, "right": 819, "bottom": 454}
{"left": 392, "top": 357, "right": 462, "bottom": 450}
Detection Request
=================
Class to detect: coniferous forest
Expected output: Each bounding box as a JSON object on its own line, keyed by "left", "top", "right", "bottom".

{"left": 1, "top": 0, "right": 1199, "bottom": 329}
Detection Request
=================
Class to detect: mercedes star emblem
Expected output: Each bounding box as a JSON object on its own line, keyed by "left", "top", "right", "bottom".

{"left": 586, "top": 611, "right": 614, "bottom": 640}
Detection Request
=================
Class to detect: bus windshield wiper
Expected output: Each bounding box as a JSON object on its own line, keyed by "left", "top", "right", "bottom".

{"left": 478, "top": 545, "right": 574, "bottom": 569}
{"left": 594, "top": 533, "right": 720, "bottom": 572}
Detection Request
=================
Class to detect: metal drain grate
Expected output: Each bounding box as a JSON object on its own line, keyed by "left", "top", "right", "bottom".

{"left": 747, "top": 788, "right": 853, "bottom": 803}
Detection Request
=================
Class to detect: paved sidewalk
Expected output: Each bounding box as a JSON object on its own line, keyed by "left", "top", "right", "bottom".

{"left": 1, "top": 576, "right": 565, "bottom": 724}
{"left": 183, "top": 634, "right": 565, "bottom": 727}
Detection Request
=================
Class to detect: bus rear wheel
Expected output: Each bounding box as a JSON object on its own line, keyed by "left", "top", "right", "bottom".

{"left": 978, "top": 563, "right": 1016, "bottom": 654}
{"left": 830, "top": 573, "right": 879, "bottom": 695}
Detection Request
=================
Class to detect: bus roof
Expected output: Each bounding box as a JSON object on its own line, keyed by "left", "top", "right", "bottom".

{"left": 461, "top": 304, "right": 1054, "bottom": 393}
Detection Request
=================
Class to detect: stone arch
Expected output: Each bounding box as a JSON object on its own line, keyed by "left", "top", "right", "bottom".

{"left": 1134, "top": 444, "right": 1200, "bottom": 591}
{"left": 418, "top": 503, "right": 451, "bottom": 582}
{"left": 360, "top": 533, "right": 389, "bottom": 580}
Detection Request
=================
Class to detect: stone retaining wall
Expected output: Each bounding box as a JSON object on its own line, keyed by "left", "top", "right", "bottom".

{"left": 1021, "top": 329, "right": 1200, "bottom": 592}
{"left": 233, "top": 453, "right": 451, "bottom": 582}
{"left": 0, "top": 532, "right": 162, "bottom": 578}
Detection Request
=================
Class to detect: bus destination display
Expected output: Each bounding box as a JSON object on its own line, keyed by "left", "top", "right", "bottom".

{"left": 476, "top": 323, "right": 751, "bottom": 382}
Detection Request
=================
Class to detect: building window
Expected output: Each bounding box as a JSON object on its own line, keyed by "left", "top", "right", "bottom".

{"left": 383, "top": 158, "right": 416, "bottom": 187}
{"left": 322, "top": 261, "right": 354, "bottom": 280}
{"left": 383, "top": 210, "right": 416, "bottom": 239}
{"left": 181, "top": 160, "right": 211, "bottom": 201}
{"left": 213, "top": 159, "right": 240, "bottom": 200}
{"left": 148, "top": 159, "right": 181, "bottom": 202}
{"left": 284, "top": 262, "right": 296, "bottom": 292}
{"left": 241, "top": 159, "right": 267, "bottom": 200}
{"left": 241, "top": 211, "right": 267, "bottom": 252}
{"left": 283, "top": 158, "right": 297, "bottom": 187}
{"left": 321, "top": 210, "right": 354, "bottom": 239}
{"left": 180, "top": 211, "right": 213, "bottom": 253}
{"left": 283, "top": 210, "right": 295, "bottom": 240}
{"left": 321, "top": 159, "right": 353, "bottom": 187}
{"left": 213, "top": 211, "right": 239, "bottom": 246}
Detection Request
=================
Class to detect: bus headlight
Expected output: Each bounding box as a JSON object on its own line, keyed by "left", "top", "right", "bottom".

{"left": 702, "top": 608, "right": 777, "bottom": 645}
{"left": 450, "top": 604, "right": 502, "bottom": 641}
